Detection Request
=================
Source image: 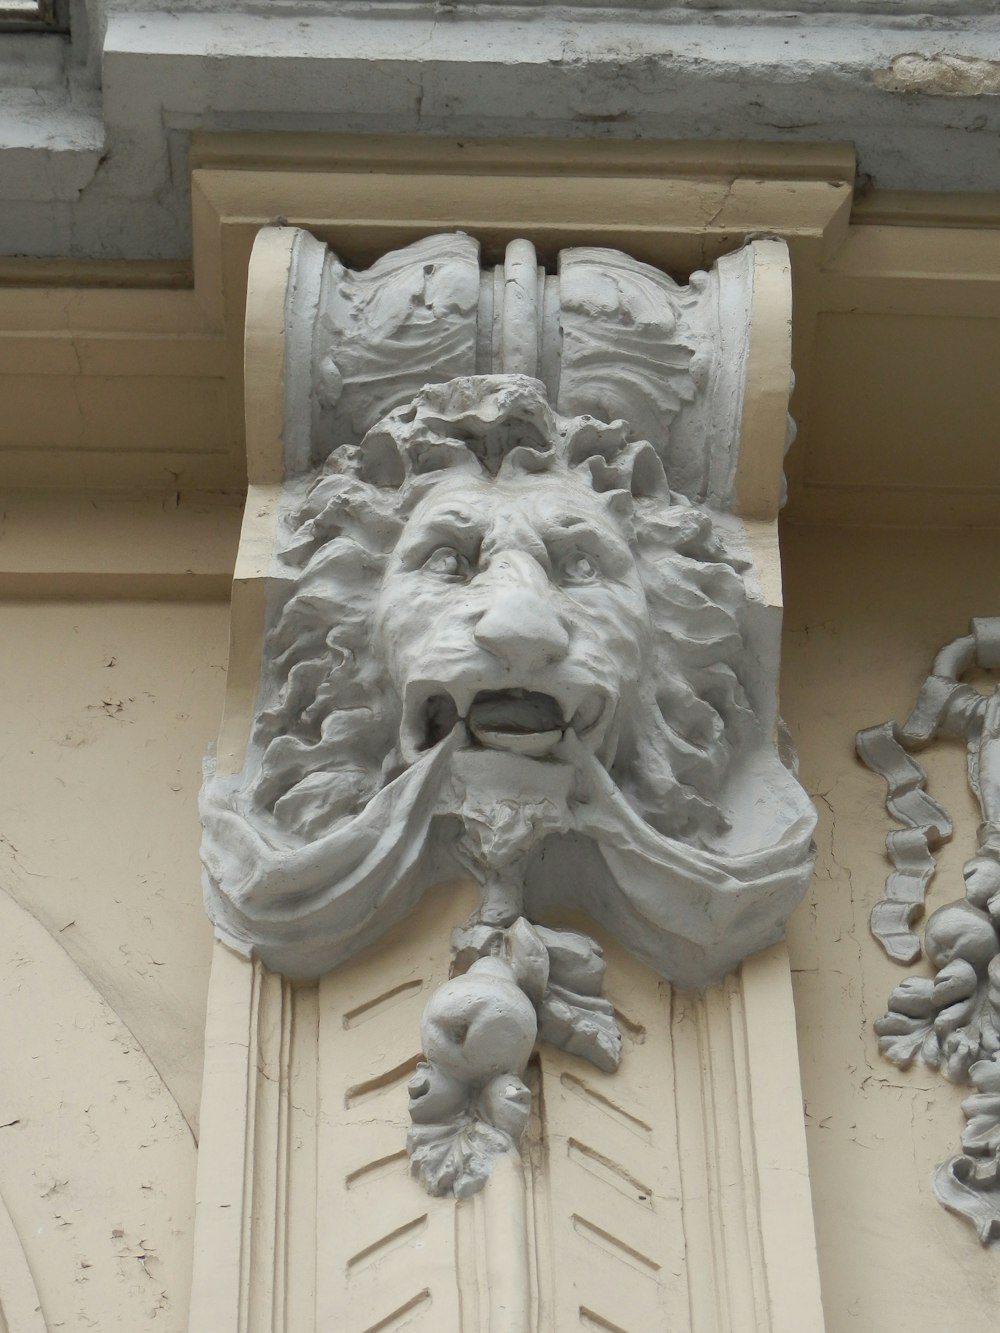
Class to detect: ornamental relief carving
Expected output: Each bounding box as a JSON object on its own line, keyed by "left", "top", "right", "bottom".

{"left": 859, "top": 617, "right": 1000, "bottom": 1242}
{"left": 200, "top": 230, "right": 815, "bottom": 1196}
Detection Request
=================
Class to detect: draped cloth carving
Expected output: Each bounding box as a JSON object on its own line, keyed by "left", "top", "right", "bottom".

{"left": 200, "top": 230, "right": 816, "bottom": 1196}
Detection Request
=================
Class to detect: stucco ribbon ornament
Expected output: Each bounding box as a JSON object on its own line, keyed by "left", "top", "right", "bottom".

{"left": 200, "top": 234, "right": 816, "bottom": 1198}
{"left": 858, "top": 616, "right": 1000, "bottom": 1241}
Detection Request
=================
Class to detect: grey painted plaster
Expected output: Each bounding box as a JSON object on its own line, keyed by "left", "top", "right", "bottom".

{"left": 200, "top": 229, "right": 816, "bottom": 1193}
{"left": 859, "top": 617, "right": 1000, "bottom": 1243}
{"left": 2, "top": 4, "right": 1000, "bottom": 257}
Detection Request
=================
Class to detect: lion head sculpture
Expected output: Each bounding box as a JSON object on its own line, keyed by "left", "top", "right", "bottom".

{"left": 201, "top": 372, "right": 813, "bottom": 989}
{"left": 249, "top": 374, "right": 752, "bottom": 846}
{"left": 201, "top": 235, "right": 817, "bottom": 1198}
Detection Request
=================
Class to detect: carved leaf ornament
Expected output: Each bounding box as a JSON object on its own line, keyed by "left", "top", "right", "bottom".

{"left": 201, "top": 231, "right": 815, "bottom": 1195}
{"left": 858, "top": 616, "right": 1000, "bottom": 1240}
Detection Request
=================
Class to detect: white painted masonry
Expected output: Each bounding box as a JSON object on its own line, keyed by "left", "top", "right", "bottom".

{"left": 3, "top": 1, "right": 1000, "bottom": 257}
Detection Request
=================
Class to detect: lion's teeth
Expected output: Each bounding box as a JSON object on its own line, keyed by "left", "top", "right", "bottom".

{"left": 448, "top": 685, "right": 474, "bottom": 719}
{"left": 571, "top": 693, "right": 604, "bottom": 734}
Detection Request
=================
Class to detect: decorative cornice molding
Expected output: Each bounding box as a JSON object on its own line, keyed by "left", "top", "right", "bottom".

{"left": 3, "top": 136, "right": 999, "bottom": 531}
{"left": 188, "top": 132, "right": 858, "bottom": 184}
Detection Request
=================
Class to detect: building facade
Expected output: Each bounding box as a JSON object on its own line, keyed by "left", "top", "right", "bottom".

{"left": 0, "top": 3, "right": 998, "bottom": 1329}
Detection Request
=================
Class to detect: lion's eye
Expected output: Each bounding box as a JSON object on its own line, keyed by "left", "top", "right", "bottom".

{"left": 423, "top": 547, "right": 469, "bottom": 579}
{"left": 560, "top": 552, "right": 599, "bottom": 584}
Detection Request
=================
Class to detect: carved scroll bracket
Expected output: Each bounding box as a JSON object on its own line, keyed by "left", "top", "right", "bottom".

{"left": 191, "top": 217, "right": 824, "bottom": 1332}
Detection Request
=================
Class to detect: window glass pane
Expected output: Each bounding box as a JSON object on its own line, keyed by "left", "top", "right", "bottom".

{"left": 0, "top": 1, "right": 63, "bottom": 29}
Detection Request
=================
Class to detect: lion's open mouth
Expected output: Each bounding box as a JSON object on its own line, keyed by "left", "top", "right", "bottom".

{"left": 467, "top": 689, "right": 565, "bottom": 756}
{"left": 417, "top": 686, "right": 607, "bottom": 758}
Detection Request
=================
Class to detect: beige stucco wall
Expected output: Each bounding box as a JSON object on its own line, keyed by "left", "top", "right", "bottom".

{"left": 0, "top": 596, "right": 227, "bottom": 1329}
{"left": 782, "top": 523, "right": 1000, "bottom": 1331}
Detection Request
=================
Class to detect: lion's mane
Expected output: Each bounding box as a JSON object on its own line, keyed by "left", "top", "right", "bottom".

{"left": 244, "top": 376, "right": 752, "bottom": 848}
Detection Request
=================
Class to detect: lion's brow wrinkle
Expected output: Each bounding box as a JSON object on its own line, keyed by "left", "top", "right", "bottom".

{"left": 427, "top": 510, "right": 478, "bottom": 529}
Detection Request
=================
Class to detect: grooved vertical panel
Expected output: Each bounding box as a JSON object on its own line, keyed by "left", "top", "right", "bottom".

{"left": 535, "top": 931, "right": 689, "bottom": 1333}
{"left": 285, "top": 985, "right": 319, "bottom": 1333}
{"left": 315, "top": 882, "right": 479, "bottom": 1332}
{"left": 195, "top": 906, "right": 822, "bottom": 1332}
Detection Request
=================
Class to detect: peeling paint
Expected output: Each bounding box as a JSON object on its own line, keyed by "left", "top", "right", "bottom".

{"left": 874, "top": 52, "right": 1000, "bottom": 97}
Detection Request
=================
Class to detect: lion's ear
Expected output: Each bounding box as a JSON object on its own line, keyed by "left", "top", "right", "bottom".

{"left": 358, "top": 426, "right": 405, "bottom": 487}
{"left": 603, "top": 489, "right": 634, "bottom": 521}
{"left": 628, "top": 441, "right": 668, "bottom": 499}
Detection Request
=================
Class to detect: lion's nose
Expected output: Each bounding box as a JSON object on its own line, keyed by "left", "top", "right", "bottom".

{"left": 474, "top": 553, "right": 569, "bottom": 673}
